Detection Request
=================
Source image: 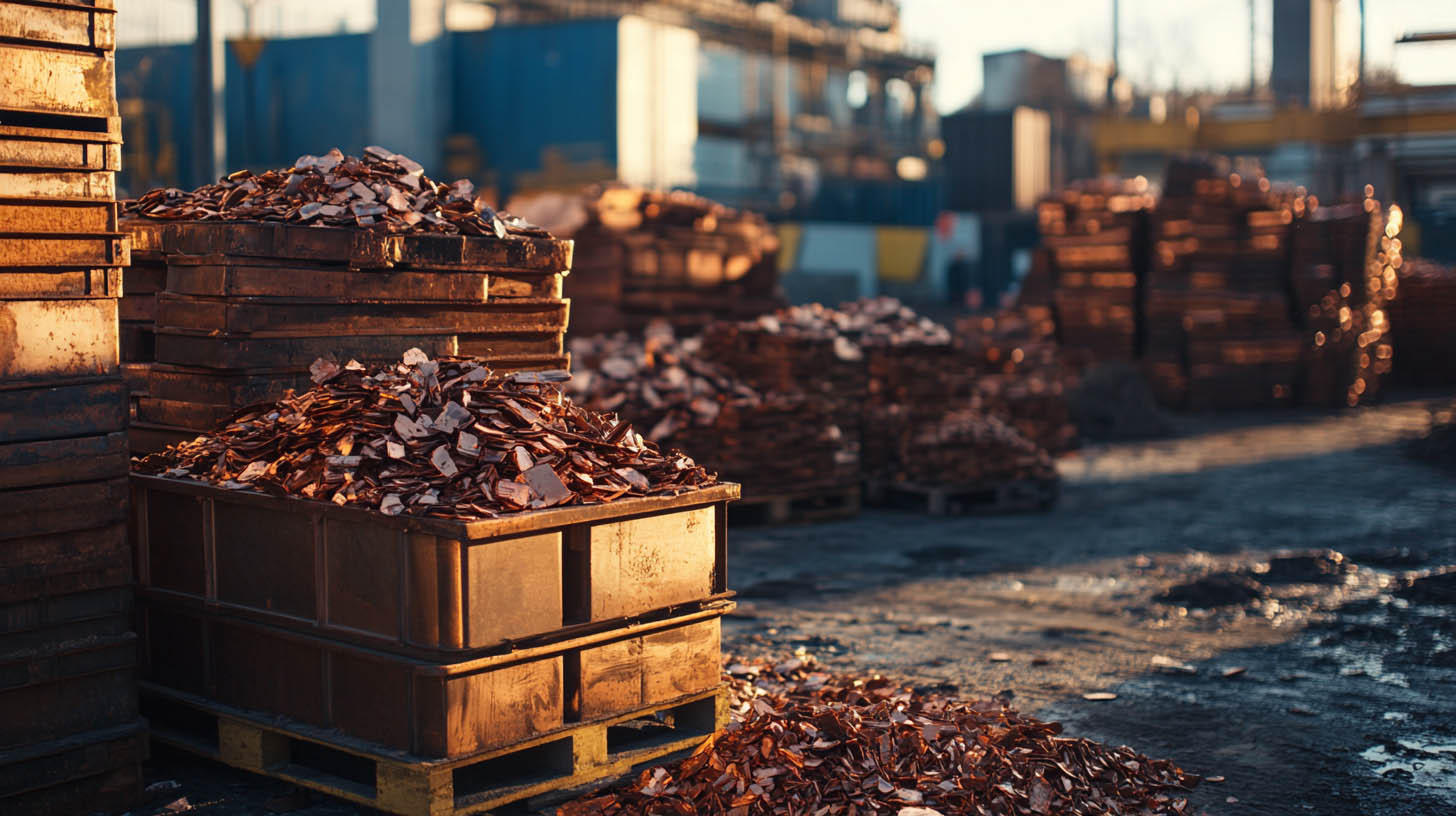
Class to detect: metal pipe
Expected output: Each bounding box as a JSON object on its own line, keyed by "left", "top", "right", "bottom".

{"left": 191, "top": 0, "right": 225, "bottom": 186}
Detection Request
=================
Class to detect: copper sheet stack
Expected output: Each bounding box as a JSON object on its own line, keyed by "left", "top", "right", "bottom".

{"left": 1037, "top": 179, "right": 1152, "bottom": 362}
{"left": 569, "top": 329, "right": 858, "bottom": 496}
{"left": 562, "top": 185, "right": 783, "bottom": 335}
{"left": 1389, "top": 258, "right": 1456, "bottom": 386}
{"left": 119, "top": 149, "right": 573, "bottom": 453}
{"left": 0, "top": 1, "right": 146, "bottom": 812}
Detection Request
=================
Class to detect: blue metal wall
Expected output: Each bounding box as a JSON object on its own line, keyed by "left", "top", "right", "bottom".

{"left": 451, "top": 19, "right": 620, "bottom": 200}
{"left": 225, "top": 35, "right": 371, "bottom": 173}
{"left": 116, "top": 44, "right": 195, "bottom": 195}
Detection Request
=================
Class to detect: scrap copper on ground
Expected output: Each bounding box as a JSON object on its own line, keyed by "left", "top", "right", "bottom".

{"left": 563, "top": 658, "right": 1201, "bottom": 816}
{"left": 125, "top": 146, "right": 550, "bottom": 237}
{"left": 133, "top": 352, "right": 717, "bottom": 518}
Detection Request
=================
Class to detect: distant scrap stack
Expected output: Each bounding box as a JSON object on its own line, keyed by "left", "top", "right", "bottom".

{"left": 565, "top": 185, "right": 783, "bottom": 335}
{"left": 0, "top": 1, "right": 146, "bottom": 812}
{"left": 121, "top": 148, "right": 572, "bottom": 452}
{"left": 567, "top": 328, "right": 858, "bottom": 497}
{"left": 1149, "top": 158, "right": 1306, "bottom": 411}
{"left": 1388, "top": 258, "right": 1456, "bottom": 386}
{"left": 1035, "top": 157, "right": 1403, "bottom": 411}
{"left": 954, "top": 306, "right": 1079, "bottom": 454}
{"left": 1037, "top": 178, "right": 1153, "bottom": 364}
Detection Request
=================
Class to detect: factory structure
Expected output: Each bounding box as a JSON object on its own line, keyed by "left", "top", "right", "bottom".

{"left": 114, "top": 0, "right": 1456, "bottom": 304}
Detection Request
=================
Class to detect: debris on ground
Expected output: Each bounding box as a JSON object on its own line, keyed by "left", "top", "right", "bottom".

{"left": 1154, "top": 573, "right": 1269, "bottom": 609}
{"left": 1067, "top": 362, "right": 1175, "bottom": 441}
{"left": 1407, "top": 404, "right": 1456, "bottom": 471}
{"left": 560, "top": 657, "right": 1202, "bottom": 816}
{"left": 1255, "top": 551, "right": 1356, "bottom": 585}
{"left": 133, "top": 351, "right": 717, "bottom": 518}
{"left": 1396, "top": 569, "right": 1456, "bottom": 606}
{"left": 125, "top": 146, "right": 549, "bottom": 237}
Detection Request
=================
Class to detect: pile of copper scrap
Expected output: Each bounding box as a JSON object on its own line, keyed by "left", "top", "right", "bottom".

{"left": 519, "top": 184, "right": 783, "bottom": 335}
{"left": 562, "top": 657, "right": 1201, "bottom": 816}
{"left": 1388, "top": 258, "right": 1456, "bottom": 386}
{"left": 894, "top": 410, "right": 1058, "bottom": 485}
{"left": 125, "top": 147, "right": 549, "bottom": 237}
{"left": 133, "top": 351, "right": 716, "bottom": 518}
{"left": 954, "top": 306, "right": 1079, "bottom": 454}
{"left": 568, "top": 328, "right": 857, "bottom": 495}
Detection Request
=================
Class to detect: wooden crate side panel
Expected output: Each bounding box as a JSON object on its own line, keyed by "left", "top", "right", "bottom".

{"left": 442, "top": 656, "right": 563, "bottom": 757}
{"left": 323, "top": 518, "right": 403, "bottom": 641}
{"left": 0, "top": 169, "right": 114, "bottom": 199}
{"left": 576, "top": 618, "right": 720, "bottom": 720}
{"left": 0, "top": 298, "right": 118, "bottom": 380}
{"left": 139, "top": 485, "right": 207, "bottom": 596}
{"left": 0, "top": 477, "right": 127, "bottom": 540}
{"left": 0, "top": 45, "right": 117, "bottom": 118}
{"left": 588, "top": 506, "right": 717, "bottom": 620}
{"left": 0, "top": 3, "right": 116, "bottom": 51}
{"left": 154, "top": 297, "right": 569, "bottom": 336}
{"left": 0, "top": 522, "right": 129, "bottom": 588}
{"left": 0, "top": 199, "right": 117, "bottom": 231}
{"left": 0, "top": 267, "right": 120, "bottom": 299}
{"left": 210, "top": 619, "right": 327, "bottom": 728}
{"left": 0, "top": 431, "right": 127, "bottom": 489}
{"left": 163, "top": 264, "right": 491, "bottom": 302}
{"left": 153, "top": 332, "right": 460, "bottom": 369}
{"left": 329, "top": 649, "right": 414, "bottom": 753}
{"left": 0, "top": 234, "right": 127, "bottom": 267}
{"left": 464, "top": 532, "right": 562, "bottom": 648}
{"left": 213, "top": 501, "right": 316, "bottom": 620}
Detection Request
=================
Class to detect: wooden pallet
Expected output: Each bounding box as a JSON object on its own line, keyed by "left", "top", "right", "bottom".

{"left": 729, "top": 484, "right": 861, "bottom": 525}
{"left": 863, "top": 477, "right": 1060, "bottom": 516}
{"left": 142, "top": 683, "right": 726, "bottom": 816}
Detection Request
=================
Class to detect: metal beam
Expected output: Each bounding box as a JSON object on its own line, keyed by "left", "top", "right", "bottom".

{"left": 1397, "top": 31, "right": 1456, "bottom": 44}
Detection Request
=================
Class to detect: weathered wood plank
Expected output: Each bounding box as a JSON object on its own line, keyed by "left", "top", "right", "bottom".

{"left": 164, "top": 263, "right": 491, "bottom": 302}
{"left": 0, "top": 233, "right": 127, "bottom": 266}
{"left": 0, "top": 298, "right": 118, "bottom": 380}
{"left": 0, "top": 267, "right": 120, "bottom": 298}
{"left": 0, "top": 198, "right": 117, "bottom": 232}
{"left": 0, "top": 377, "right": 126, "bottom": 443}
{"left": 0, "top": 169, "right": 114, "bottom": 198}
{"left": 0, "top": 44, "right": 117, "bottom": 118}
{"left": 587, "top": 506, "right": 717, "bottom": 620}
{"left": 0, "top": 1, "right": 116, "bottom": 51}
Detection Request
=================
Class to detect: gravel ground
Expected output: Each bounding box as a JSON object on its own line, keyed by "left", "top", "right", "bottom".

{"left": 134, "top": 395, "right": 1456, "bottom": 816}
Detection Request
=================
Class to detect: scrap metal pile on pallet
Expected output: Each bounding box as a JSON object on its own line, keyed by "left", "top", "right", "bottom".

{"left": 568, "top": 327, "right": 860, "bottom": 518}
{"left": 119, "top": 148, "right": 573, "bottom": 453}
{"left": 130, "top": 353, "right": 738, "bottom": 816}
{"left": 0, "top": 1, "right": 146, "bottom": 812}
{"left": 542, "top": 185, "right": 783, "bottom": 336}
{"left": 1388, "top": 258, "right": 1456, "bottom": 387}
{"left": 1034, "top": 156, "right": 1402, "bottom": 411}
{"left": 572, "top": 298, "right": 1068, "bottom": 518}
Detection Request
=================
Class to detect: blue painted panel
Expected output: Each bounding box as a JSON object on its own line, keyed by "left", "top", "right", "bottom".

{"left": 225, "top": 35, "right": 371, "bottom": 172}
{"left": 116, "top": 44, "right": 196, "bottom": 193}
{"left": 451, "top": 20, "right": 620, "bottom": 199}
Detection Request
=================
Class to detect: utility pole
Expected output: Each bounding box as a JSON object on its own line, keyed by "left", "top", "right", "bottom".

{"left": 1106, "top": 0, "right": 1119, "bottom": 109}
{"left": 192, "top": 0, "right": 226, "bottom": 186}
{"left": 1248, "top": 0, "right": 1256, "bottom": 96}
{"left": 1358, "top": 0, "right": 1366, "bottom": 91}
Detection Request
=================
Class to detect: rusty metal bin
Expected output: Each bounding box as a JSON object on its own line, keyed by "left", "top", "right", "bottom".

{"left": 131, "top": 475, "right": 736, "bottom": 657}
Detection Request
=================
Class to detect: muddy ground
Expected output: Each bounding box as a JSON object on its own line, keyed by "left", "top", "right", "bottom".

{"left": 136, "top": 396, "right": 1456, "bottom": 816}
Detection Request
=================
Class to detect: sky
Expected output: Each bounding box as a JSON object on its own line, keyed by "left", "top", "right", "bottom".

{"left": 115, "top": 0, "right": 1456, "bottom": 114}
{"left": 900, "top": 0, "right": 1456, "bottom": 112}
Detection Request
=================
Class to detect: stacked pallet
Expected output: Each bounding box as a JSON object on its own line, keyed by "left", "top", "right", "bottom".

{"left": 955, "top": 306, "right": 1079, "bottom": 454}
{"left": 1037, "top": 179, "right": 1151, "bottom": 362}
{"left": 121, "top": 150, "right": 574, "bottom": 453}
{"left": 0, "top": 1, "right": 145, "bottom": 812}
{"left": 130, "top": 353, "right": 735, "bottom": 815}
{"left": 563, "top": 185, "right": 783, "bottom": 335}
{"left": 1389, "top": 258, "right": 1456, "bottom": 386}
{"left": 569, "top": 328, "right": 860, "bottom": 512}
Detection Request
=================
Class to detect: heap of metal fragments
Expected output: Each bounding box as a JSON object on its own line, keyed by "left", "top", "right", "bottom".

{"left": 561, "top": 657, "right": 1201, "bottom": 816}
{"left": 134, "top": 351, "right": 716, "bottom": 518}
{"left": 558, "top": 184, "right": 783, "bottom": 335}
{"left": 125, "top": 146, "right": 547, "bottom": 236}
{"left": 568, "top": 328, "right": 858, "bottom": 495}
{"left": 954, "top": 307, "right": 1079, "bottom": 454}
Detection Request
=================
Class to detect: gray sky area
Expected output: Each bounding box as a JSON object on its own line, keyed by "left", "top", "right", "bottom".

{"left": 114, "top": 0, "right": 1456, "bottom": 113}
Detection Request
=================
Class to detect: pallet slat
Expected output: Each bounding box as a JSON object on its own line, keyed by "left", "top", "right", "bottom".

{"left": 0, "top": 1, "right": 116, "bottom": 51}
{"left": 0, "top": 44, "right": 117, "bottom": 118}
{"left": 0, "top": 298, "right": 119, "bottom": 380}
{"left": 0, "top": 267, "right": 120, "bottom": 299}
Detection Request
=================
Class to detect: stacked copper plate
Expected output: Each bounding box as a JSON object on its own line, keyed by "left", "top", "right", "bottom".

{"left": 120, "top": 148, "right": 573, "bottom": 453}
{"left": 0, "top": 1, "right": 145, "bottom": 812}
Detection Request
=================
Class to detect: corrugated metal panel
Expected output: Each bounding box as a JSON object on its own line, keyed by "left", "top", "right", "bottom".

{"left": 699, "top": 42, "right": 746, "bottom": 125}
{"left": 225, "top": 35, "right": 371, "bottom": 173}
{"left": 116, "top": 44, "right": 196, "bottom": 193}
{"left": 451, "top": 19, "right": 621, "bottom": 198}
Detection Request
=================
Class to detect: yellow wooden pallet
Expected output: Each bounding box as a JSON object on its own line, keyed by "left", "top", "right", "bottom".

{"left": 142, "top": 683, "right": 726, "bottom": 816}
